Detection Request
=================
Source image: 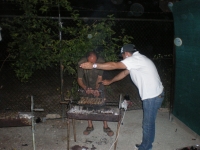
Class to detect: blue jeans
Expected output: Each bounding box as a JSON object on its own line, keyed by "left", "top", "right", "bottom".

{"left": 138, "top": 91, "right": 164, "bottom": 150}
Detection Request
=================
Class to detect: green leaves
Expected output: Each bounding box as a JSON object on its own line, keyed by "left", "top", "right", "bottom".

{"left": 2, "top": 0, "right": 133, "bottom": 83}
{"left": 39, "top": 5, "right": 49, "bottom": 14}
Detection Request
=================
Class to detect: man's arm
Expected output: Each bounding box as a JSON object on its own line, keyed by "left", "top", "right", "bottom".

{"left": 80, "top": 62, "right": 127, "bottom": 70}
{"left": 102, "top": 69, "right": 130, "bottom": 85}
{"left": 77, "top": 78, "right": 87, "bottom": 91}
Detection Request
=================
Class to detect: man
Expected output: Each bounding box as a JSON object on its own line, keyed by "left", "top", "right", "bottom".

{"left": 80, "top": 44, "right": 164, "bottom": 150}
{"left": 77, "top": 51, "right": 114, "bottom": 136}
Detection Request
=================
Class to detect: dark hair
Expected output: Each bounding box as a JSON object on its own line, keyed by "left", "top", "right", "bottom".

{"left": 86, "top": 51, "right": 99, "bottom": 59}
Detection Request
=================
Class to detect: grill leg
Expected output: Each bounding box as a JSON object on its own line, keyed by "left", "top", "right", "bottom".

{"left": 67, "top": 118, "right": 70, "bottom": 150}
{"left": 72, "top": 119, "right": 76, "bottom": 142}
{"left": 114, "top": 120, "right": 121, "bottom": 150}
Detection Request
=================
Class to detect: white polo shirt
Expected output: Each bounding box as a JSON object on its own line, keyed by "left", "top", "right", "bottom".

{"left": 121, "top": 51, "right": 163, "bottom": 100}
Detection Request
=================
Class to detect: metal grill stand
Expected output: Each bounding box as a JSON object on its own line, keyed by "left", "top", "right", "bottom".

{"left": 31, "top": 95, "right": 44, "bottom": 150}
{"left": 66, "top": 106, "right": 122, "bottom": 150}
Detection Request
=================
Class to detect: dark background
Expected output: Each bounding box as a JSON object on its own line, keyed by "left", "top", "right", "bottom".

{"left": 0, "top": 0, "right": 173, "bottom": 19}
{"left": 0, "top": 0, "right": 174, "bottom": 117}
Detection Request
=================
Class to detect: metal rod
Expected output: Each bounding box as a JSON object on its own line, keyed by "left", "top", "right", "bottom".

{"left": 67, "top": 118, "right": 70, "bottom": 150}
{"left": 114, "top": 118, "right": 121, "bottom": 150}
{"left": 31, "top": 95, "right": 36, "bottom": 150}
{"left": 57, "top": 3, "right": 65, "bottom": 122}
{"left": 72, "top": 119, "right": 76, "bottom": 142}
{"left": 0, "top": 15, "right": 174, "bottom": 22}
{"left": 34, "top": 108, "right": 44, "bottom": 111}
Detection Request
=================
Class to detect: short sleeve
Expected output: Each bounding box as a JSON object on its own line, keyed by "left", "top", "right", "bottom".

{"left": 77, "top": 57, "right": 87, "bottom": 78}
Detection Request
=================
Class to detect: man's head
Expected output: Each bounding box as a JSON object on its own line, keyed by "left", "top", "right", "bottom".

{"left": 86, "top": 51, "right": 98, "bottom": 63}
{"left": 119, "top": 44, "right": 137, "bottom": 59}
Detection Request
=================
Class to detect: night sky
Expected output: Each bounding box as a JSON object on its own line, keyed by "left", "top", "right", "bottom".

{"left": 0, "top": 0, "right": 172, "bottom": 19}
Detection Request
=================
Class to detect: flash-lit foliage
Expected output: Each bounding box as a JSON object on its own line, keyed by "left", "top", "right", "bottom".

{"left": 2, "top": 0, "right": 133, "bottom": 82}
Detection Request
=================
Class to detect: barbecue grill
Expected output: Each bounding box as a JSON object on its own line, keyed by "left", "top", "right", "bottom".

{"left": 66, "top": 84, "right": 123, "bottom": 150}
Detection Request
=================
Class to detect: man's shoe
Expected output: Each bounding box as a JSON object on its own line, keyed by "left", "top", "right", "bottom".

{"left": 135, "top": 144, "right": 140, "bottom": 148}
{"left": 83, "top": 126, "right": 94, "bottom": 135}
{"left": 134, "top": 144, "right": 140, "bottom": 150}
{"left": 103, "top": 127, "right": 114, "bottom": 136}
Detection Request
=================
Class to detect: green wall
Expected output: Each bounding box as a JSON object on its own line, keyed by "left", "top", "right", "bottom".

{"left": 172, "top": 0, "right": 200, "bottom": 135}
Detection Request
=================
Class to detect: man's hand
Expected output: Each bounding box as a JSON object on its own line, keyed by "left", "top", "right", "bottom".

{"left": 86, "top": 88, "right": 93, "bottom": 94}
{"left": 102, "top": 79, "right": 112, "bottom": 86}
{"left": 80, "top": 62, "right": 93, "bottom": 69}
{"left": 93, "top": 90, "right": 100, "bottom": 97}
{"left": 85, "top": 88, "right": 100, "bottom": 97}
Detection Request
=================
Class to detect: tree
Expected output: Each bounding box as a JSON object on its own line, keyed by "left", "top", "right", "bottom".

{"left": 2, "top": 0, "right": 133, "bottom": 79}
{"left": 1, "top": 0, "right": 133, "bottom": 97}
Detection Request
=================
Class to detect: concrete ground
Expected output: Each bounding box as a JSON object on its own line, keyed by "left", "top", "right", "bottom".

{"left": 0, "top": 109, "right": 200, "bottom": 150}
